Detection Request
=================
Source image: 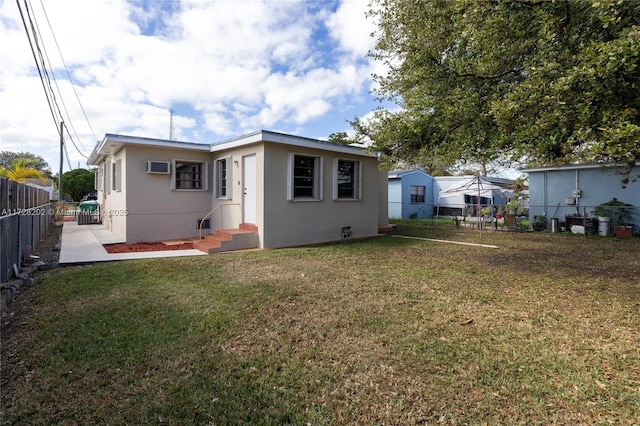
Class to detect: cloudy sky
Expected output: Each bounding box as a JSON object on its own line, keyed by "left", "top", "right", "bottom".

{"left": 0, "top": 0, "right": 383, "bottom": 174}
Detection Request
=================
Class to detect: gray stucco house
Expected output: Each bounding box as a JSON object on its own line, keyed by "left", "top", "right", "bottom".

{"left": 88, "top": 130, "right": 389, "bottom": 251}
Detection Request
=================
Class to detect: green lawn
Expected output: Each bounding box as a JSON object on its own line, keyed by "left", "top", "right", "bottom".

{"left": 2, "top": 222, "right": 639, "bottom": 424}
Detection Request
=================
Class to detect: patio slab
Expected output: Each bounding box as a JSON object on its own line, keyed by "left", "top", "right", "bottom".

{"left": 59, "top": 222, "right": 205, "bottom": 264}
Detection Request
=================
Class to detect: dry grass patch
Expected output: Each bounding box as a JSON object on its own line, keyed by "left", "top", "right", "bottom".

{"left": 2, "top": 222, "right": 639, "bottom": 424}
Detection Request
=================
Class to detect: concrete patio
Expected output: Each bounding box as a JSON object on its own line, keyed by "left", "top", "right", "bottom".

{"left": 59, "top": 222, "right": 205, "bottom": 265}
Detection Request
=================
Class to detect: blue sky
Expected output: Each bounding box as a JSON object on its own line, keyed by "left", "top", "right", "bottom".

{"left": 0, "top": 0, "right": 384, "bottom": 173}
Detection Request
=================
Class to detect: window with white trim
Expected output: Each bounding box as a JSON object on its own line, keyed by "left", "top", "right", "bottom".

{"left": 288, "top": 153, "right": 322, "bottom": 200}
{"left": 96, "top": 165, "right": 103, "bottom": 191}
{"left": 173, "top": 160, "right": 207, "bottom": 190}
{"left": 410, "top": 185, "right": 425, "bottom": 203}
{"left": 112, "top": 159, "right": 122, "bottom": 192}
{"left": 215, "top": 157, "right": 232, "bottom": 199}
{"left": 104, "top": 162, "right": 111, "bottom": 194}
{"left": 334, "top": 159, "right": 361, "bottom": 200}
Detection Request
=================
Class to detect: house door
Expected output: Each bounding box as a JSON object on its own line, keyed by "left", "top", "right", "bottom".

{"left": 243, "top": 154, "right": 256, "bottom": 224}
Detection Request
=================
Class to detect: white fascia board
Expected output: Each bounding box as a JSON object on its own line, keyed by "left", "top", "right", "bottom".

{"left": 519, "top": 163, "right": 623, "bottom": 173}
{"left": 388, "top": 169, "right": 431, "bottom": 179}
{"left": 88, "top": 133, "right": 210, "bottom": 165}
{"left": 210, "top": 130, "right": 378, "bottom": 158}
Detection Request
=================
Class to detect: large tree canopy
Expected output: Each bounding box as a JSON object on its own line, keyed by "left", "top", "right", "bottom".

{"left": 61, "top": 168, "right": 95, "bottom": 202}
{"left": 0, "top": 151, "right": 51, "bottom": 177}
{"left": 354, "top": 0, "right": 639, "bottom": 179}
{"left": 0, "top": 155, "right": 49, "bottom": 182}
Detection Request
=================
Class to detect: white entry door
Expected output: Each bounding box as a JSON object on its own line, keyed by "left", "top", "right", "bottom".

{"left": 243, "top": 154, "right": 257, "bottom": 224}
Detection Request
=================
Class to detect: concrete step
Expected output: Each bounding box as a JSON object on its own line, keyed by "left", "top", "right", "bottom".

{"left": 194, "top": 225, "right": 259, "bottom": 254}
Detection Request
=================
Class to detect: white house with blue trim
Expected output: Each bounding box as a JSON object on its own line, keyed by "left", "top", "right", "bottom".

{"left": 433, "top": 175, "right": 514, "bottom": 217}
{"left": 388, "top": 171, "right": 516, "bottom": 219}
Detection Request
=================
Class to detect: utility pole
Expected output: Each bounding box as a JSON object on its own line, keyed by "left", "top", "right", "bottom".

{"left": 169, "top": 108, "right": 175, "bottom": 140}
{"left": 59, "top": 121, "right": 64, "bottom": 202}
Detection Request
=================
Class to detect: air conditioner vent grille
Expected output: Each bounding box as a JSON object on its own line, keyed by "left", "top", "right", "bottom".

{"left": 147, "top": 161, "right": 170, "bottom": 174}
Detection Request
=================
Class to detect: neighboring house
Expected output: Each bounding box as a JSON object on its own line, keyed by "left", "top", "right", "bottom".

{"left": 433, "top": 175, "right": 514, "bottom": 216}
{"left": 22, "top": 178, "right": 55, "bottom": 201}
{"left": 521, "top": 163, "right": 640, "bottom": 228}
{"left": 87, "top": 130, "right": 389, "bottom": 250}
{"left": 388, "top": 169, "right": 434, "bottom": 219}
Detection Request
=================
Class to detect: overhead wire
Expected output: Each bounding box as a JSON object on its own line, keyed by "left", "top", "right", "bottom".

{"left": 62, "top": 139, "right": 73, "bottom": 170}
{"left": 25, "top": 1, "right": 65, "bottom": 130}
{"left": 15, "top": 0, "right": 59, "bottom": 131}
{"left": 38, "top": 0, "right": 96, "bottom": 154}
{"left": 30, "top": 1, "right": 89, "bottom": 158}
{"left": 17, "top": 0, "right": 93, "bottom": 167}
{"left": 26, "top": 0, "right": 90, "bottom": 159}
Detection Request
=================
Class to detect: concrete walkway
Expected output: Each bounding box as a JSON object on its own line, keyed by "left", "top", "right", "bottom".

{"left": 59, "top": 222, "right": 205, "bottom": 264}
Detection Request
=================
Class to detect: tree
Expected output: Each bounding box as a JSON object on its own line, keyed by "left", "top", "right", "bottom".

{"left": 61, "top": 168, "right": 95, "bottom": 202}
{"left": 0, "top": 158, "right": 48, "bottom": 182}
{"left": 0, "top": 151, "right": 51, "bottom": 178}
{"left": 355, "top": 0, "right": 640, "bottom": 180}
{"left": 328, "top": 131, "right": 353, "bottom": 145}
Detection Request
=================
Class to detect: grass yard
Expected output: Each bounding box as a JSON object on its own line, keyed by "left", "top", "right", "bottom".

{"left": 1, "top": 221, "right": 639, "bottom": 424}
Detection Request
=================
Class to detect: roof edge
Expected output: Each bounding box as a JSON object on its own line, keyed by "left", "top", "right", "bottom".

{"left": 520, "top": 163, "right": 640, "bottom": 173}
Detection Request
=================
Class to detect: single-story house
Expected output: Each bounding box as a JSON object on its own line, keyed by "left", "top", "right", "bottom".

{"left": 387, "top": 172, "right": 515, "bottom": 220}
{"left": 388, "top": 169, "right": 434, "bottom": 219}
{"left": 87, "top": 130, "right": 389, "bottom": 251}
{"left": 433, "top": 175, "right": 514, "bottom": 216}
{"left": 521, "top": 163, "right": 640, "bottom": 231}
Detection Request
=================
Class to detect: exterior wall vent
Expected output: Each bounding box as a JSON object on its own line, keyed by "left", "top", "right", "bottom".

{"left": 147, "top": 161, "right": 170, "bottom": 174}
{"left": 341, "top": 226, "right": 352, "bottom": 240}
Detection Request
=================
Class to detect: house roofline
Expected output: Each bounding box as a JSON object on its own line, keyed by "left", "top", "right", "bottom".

{"left": 520, "top": 163, "right": 640, "bottom": 173}
{"left": 88, "top": 134, "right": 211, "bottom": 165}
{"left": 210, "top": 130, "right": 378, "bottom": 157}
{"left": 88, "top": 130, "right": 378, "bottom": 165}
{"left": 388, "top": 169, "right": 432, "bottom": 179}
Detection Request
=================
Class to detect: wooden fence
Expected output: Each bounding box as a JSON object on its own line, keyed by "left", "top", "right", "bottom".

{"left": 0, "top": 177, "right": 54, "bottom": 283}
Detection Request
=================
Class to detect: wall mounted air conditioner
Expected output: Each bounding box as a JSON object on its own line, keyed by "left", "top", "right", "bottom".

{"left": 573, "top": 189, "right": 581, "bottom": 198}
{"left": 147, "top": 161, "right": 170, "bottom": 174}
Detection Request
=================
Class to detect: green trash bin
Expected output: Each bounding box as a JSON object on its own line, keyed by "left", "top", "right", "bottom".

{"left": 79, "top": 200, "right": 99, "bottom": 211}
{"left": 78, "top": 200, "right": 99, "bottom": 224}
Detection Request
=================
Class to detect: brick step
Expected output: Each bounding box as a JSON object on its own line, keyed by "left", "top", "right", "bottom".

{"left": 194, "top": 225, "right": 259, "bottom": 254}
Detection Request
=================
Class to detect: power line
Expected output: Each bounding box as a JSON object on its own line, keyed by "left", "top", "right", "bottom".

{"left": 17, "top": 0, "right": 93, "bottom": 165}
{"left": 26, "top": 0, "right": 90, "bottom": 159}
{"left": 16, "top": 0, "right": 59, "bottom": 132}
{"left": 38, "top": 0, "right": 96, "bottom": 151}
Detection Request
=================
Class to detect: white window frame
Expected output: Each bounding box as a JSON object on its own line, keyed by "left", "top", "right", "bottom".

{"left": 410, "top": 185, "right": 425, "bottom": 204}
{"left": 104, "top": 162, "right": 111, "bottom": 194}
{"left": 215, "top": 156, "right": 232, "bottom": 199}
{"left": 287, "top": 153, "right": 323, "bottom": 201}
{"left": 112, "top": 159, "right": 122, "bottom": 192}
{"left": 171, "top": 159, "right": 208, "bottom": 191}
{"left": 333, "top": 158, "right": 361, "bottom": 201}
{"left": 96, "top": 165, "right": 103, "bottom": 192}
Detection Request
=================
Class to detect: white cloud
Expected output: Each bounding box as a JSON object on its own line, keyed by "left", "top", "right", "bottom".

{"left": 326, "top": 0, "right": 377, "bottom": 57}
{"left": 0, "top": 0, "right": 380, "bottom": 173}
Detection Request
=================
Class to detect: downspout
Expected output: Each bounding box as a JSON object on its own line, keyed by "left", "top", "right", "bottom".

{"left": 543, "top": 171, "right": 548, "bottom": 219}
{"left": 575, "top": 169, "right": 580, "bottom": 214}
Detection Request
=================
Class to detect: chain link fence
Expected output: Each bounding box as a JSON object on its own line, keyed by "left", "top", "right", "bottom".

{"left": 0, "top": 177, "right": 54, "bottom": 283}
{"left": 428, "top": 201, "right": 639, "bottom": 236}
{"left": 526, "top": 202, "right": 640, "bottom": 235}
